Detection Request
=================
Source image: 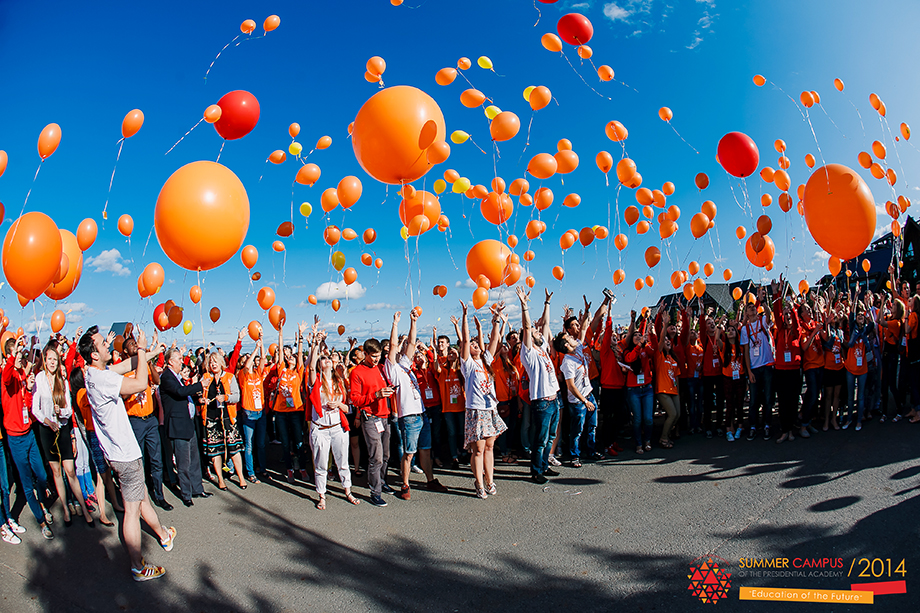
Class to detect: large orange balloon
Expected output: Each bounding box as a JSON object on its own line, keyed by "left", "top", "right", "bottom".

{"left": 38, "top": 123, "right": 62, "bottom": 159}
{"left": 155, "top": 161, "right": 250, "bottom": 271}
{"left": 803, "top": 164, "right": 876, "bottom": 261}
{"left": 481, "top": 192, "right": 513, "bottom": 225}
{"left": 3, "top": 212, "right": 62, "bottom": 300}
{"left": 745, "top": 235, "right": 775, "bottom": 267}
{"left": 490, "top": 112, "right": 521, "bottom": 142}
{"left": 352, "top": 86, "right": 446, "bottom": 184}
{"left": 466, "top": 239, "right": 512, "bottom": 288}
{"left": 45, "top": 230, "right": 83, "bottom": 301}
{"left": 399, "top": 191, "right": 441, "bottom": 235}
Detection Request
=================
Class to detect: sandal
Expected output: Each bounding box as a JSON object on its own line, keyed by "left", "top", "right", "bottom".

{"left": 658, "top": 439, "right": 674, "bottom": 449}
{"left": 635, "top": 446, "right": 644, "bottom": 455}
{"left": 315, "top": 496, "right": 326, "bottom": 510}
{"left": 99, "top": 518, "right": 115, "bottom": 527}
{"left": 217, "top": 481, "right": 228, "bottom": 491}
{"left": 247, "top": 475, "right": 261, "bottom": 484}
{"left": 643, "top": 443, "right": 652, "bottom": 452}
{"left": 345, "top": 493, "right": 361, "bottom": 506}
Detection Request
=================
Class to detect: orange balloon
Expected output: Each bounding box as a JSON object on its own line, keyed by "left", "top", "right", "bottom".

{"left": 269, "top": 150, "right": 286, "bottom": 164}
{"left": 363, "top": 228, "right": 377, "bottom": 244}
{"left": 142, "top": 262, "right": 164, "bottom": 293}
{"left": 508, "top": 178, "right": 530, "bottom": 196}
{"left": 460, "top": 89, "right": 486, "bottom": 108}
{"left": 3, "top": 212, "right": 62, "bottom": 300}
{"left": 295, "top": 163, "right": 321, "bottom": 186}
{"left": 560, "top": 233, "right": 576, "bottom": 250}
{"left": 559, "top": 193, "right": 579, "bottom": 208}
{"left": 466, "top": 239, "right": 512, "bottom": 288}
{"left": 375, "top": 258, "right": 383, "bottom": 269}
{"left": 688, "top": 261, "right": 700, "bottom": 276}
{"left": 613, "top": 269, "right": 625, "bottom": 285}
{"left": 523, "top": 249, "right": 535, "bottom": 261}
{"left": 635, "top": 278, "right": 645, "bottom": 291}
{"left": 756, "top": 215, "right": 773, "bottom": 235}
{"left": 321, "top": 188, "right": 339, "bottom": 213}
{"left": 658, "top": 107, "right": 673, "bottom": 122}
{"left": 552, "top": 266, "right": 565, "bottom": 281}
{"left": 525, "top": 275, "right": 536, "bottom": 288}
{"left": 579, "top": 227, "right": 595, "bottom": 247}
{"left": 204, "top": 104, "right": 222, "bottom": 123}
{"left": 693, "top": 278, "right": 707, "bottom": 299}
{"left": 828, "top": 257, "right": 841, "bottom": 277}
{"left": 268, "top": 305, "right": 286, "bottom": 331}
{"left": 662, "top": 182, "right": 675, "bottom": 196}
{"left": 723, "top": 269, "right": 733, "bottom": 281}
{"left": 435, "top": 67, "right": 457, "bottom": 86}
{"left": 596, "top": 151, "right": 613, "bottom": 174}
{"left": 155, "top": 161, "right": 249, "bottom": 271}
{"left": 427, "top": 140, "right": 451, "bottom": 165}
{"left": 803, "top": 164, "right": 876, "bottom": 261}
{"left": 438, "top": 285, "right": 448, "bottom": 298}
{"left": 288, "top": 123, "right": 300, "bottom": 138}
{"left": 695, "top": 173, "right": 709, "bottom": 190}
{"left": 745, "top": 235, "right": 775, "bottom": 267}
{"left": 636, "top": 220, "right": 650, "bottom": 235}
{"left": 861, "top": 259, "right": 870, "bottom": 273}
{"left": 263, "top": 15, "right": 280, "bottom": 32}
{"left": 541, "top": 33, "right": 563, "bottom": 52}
{"left": 554, "top": 150, "right": 579, "bottom": 174}
{"left": 527, "top": 153, "right": 557, "bottom": 179}
{"left": 118, "top": 214, "right": 133, "bottom": 237}
{"left": 366, "top": 56, "right": 386, "bottom": 77}
{"left": 577, "top": 45, "right": 593, "bottom": 59}
{"left": 598, "top": 65, "right": 614, "bottom": 81}
{"left": 690, "top": 213, "right": 710, "bottom": 239}
{"left": 636, "top": 188, "right": 654, "bottom": 206}
{"left": 121, "top": 109, "right": 144, "bottom": 139}
{"left": 337, "top": 176, "right": 363, "bottom": 208}
{"left": 644, "top": 246, "right": 661, "bottom": 268}
{"left": 241, "top": 19, "right": 256, "bottom": 34}
{"left": 670, "top": 271, "right": 682, "bottom": 289}
{"left": 800, "top": 91, "right": 815, "bottom": 108}
{"left": 137, "top": 275, "right": 149, "bottom": 299}
{"left": 50, "top": 309, "right": 66, "bottom": 333}
{"left": 241, "top": 245, "right": 258, "bottom": 269}
{"left": 534, "top": 187, "right": 554, "bottom": 211}
{"left": 614, "top": 234, "right": 628, "bottom": 250}
{"left": 343, "top": 267, "right": 358, "bottom": 285}
{"left": 189, "top": 285, "right": 202, "bottom": 304}
{"left": 773, "top": 169, "right": 791, "bottom": 192}
{"left": 38, "top": 123, "right": 61, "bottom": 159}
{"left": 605, "top": 121, "right": 628, "bottom": 142}
{"left": 616, "top": 158, "right": 637, "bottom": 184}
{"left": 167, "top": 306, "right": 183, "bottom": 329}
{"left": 703, "top": 263, "right": 714, "bottom": 277}
{"left": 76, "top": 218, "right": 97, "bottom": 252}
{"left": 399, "top": 190, "right": 441, "bottom": 235}
{"left": 753, "top": 75, "right": 766, "bottom": 87}
{"left": 248, "top": 320, "right": 262, "bottom": 341}
{"left": 701, "top": 200, "right": 717, "bottom": 220}
{"left": 624, "top": 206, "right": 639, "bottom": 226}
{"left": 352, "top": 86, "right": 445, "bottom": 185}
{"left": 324, "top": 225, "right": 341, "bottom": 246}
{"left": 272, "top": 240, "right": 285, "bottom": 252}
{"left": 761, "top": 194, "right": 773, "bottom": 207}
{"left": 805, "top": 153, "right": 815, "bottom": 168}
{"left": 872, "top": 140, "right": 887, "bottom": 160}
{"left": 472, "top": 287, "right": 489, "bottom": 310}
{"left": 774, "top": 139, "right": 787, "bottom": 153}
{"left": 45, "top": 230, "right": 82, "bottom": 301}
{"left": 529, "top": 86, "right": 552, "bottom": 111}
{"left": 666, "top": 205, "right": 681, "bottom": 222}
{"left": 595, "top": 226, "right": 609, "bottom": 239}
{"left": 645, "top": 275, "right": 655, "bottom": 288}
{"left": 257, "top": 286, "right": 275, "bottom": 310}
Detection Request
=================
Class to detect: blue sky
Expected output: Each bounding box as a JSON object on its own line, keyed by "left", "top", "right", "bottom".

{"left": 1, "top": 0, "right": 918, "bottom": 349}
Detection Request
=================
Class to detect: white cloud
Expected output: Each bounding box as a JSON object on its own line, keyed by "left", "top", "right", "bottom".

{"left": 696, "top": 0, "right": 715, "bottom": 5}
{"left": 686, "top": 32, "right": 703, "bottom": 49}
{"left": 314, "top": 281, "right": 366, "bottom": 301}
{"left": 698, "top": 12, "right": 714, "bottom": 28}
{"left": 455, "top": 279, "right": 477, "bottom": 289}
{"left": 85, "top": 248, "right": 130, "bottom": 277}
{"left": 603, "top": 2, "right": 631, "bottom": 21}
{"left": 814, "top": 250, "right": 830, "bottom": 260}
{"left": 571, "top": 1, "right": 591, "bottom": 7}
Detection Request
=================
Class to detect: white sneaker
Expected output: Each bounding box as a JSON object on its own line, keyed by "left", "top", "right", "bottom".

{"left": 1, "top": 525, "right": 21, "bottom": 545}
{"left": 726, "top": 431, "right": 735, "bottom": 442}
{"left": 548, "top": 454, "right": 562, "bottom": 467}
{"left": 7, "top": 519, "right": 25, "bottom": 534}
{"left": 410, "top": 465, "right": 424, "bottom": 474}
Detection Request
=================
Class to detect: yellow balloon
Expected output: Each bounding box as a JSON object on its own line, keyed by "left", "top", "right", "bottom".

{"left": 523, "top": 86, "right": 536, "bottom": 102}
{"left": 331, "top": 250, "right": 346, "bottom": 271}
{"left": 299, "top": 202, "right": 312, "bottom": 217}
{"left": 452, "top": 177, "right": 471, "bottom": 193}
{"left": 450, "top": 130, "right": 470, "bottom": 144}
{"left": 478, "top": 56, "right": 493, "bottom": 70}
{"left": 182, "top": 320, "right": 193, "bottom": 335}
{"left": 433, "top": 179, "right": 447, "bottom": 195}
{"left": 400, "top": 226, "right": 409, "bottom": 241}
{"left": 484, "top": 105, "right": 502, "bottom": 120}
{"left": 289, "top": 142, "right": 303, "bottom": 156}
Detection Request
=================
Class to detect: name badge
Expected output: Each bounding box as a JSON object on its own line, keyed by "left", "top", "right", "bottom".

{"left": 732, "top": 368, "right": 740, "bottom": 380}
{"left": 425, "top": 389, "right": 433, "bottom": 400}
{"left": 694, "top": 371, "right": 700, "bottom": 379}
{"left": 254, "top": 401, "right": 262, "bottom": 411}
{"left": 752, "top": 345, "right": 761, "bottom": 358}
{"left": 784, "top": 351, "right": 791, "bottom": 363}
{"left": 22, "top": 405, "right": 29, "bottom": 425}
{"left": 636, "top": 373, "right": 645, "bottom": 385}
{"left": 856, "top": 356, "right": 863, "bottom": 367}
{"left": 712, "top": 359, "right": 719, "bottom": 367}
{"left": 484, "top": 395, "right": 492, "bottom": 409}
{"left": 450, "top": 394, "right": 459, "bottom": 405}
{"left": 835, "top": 354, "right": 841, "bottom": 364}
{"left": 374, "top": 418, "right": 385, "bottom": 433}
{"left": 903, "top": 337, "right": 908, "bottom": 347}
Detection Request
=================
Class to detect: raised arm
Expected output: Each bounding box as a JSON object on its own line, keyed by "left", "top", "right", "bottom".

{"left": 516, "top": 285, "right": 533, "bottom": 349}
{"left": 295, "top": 321, "right": 306, "bottom": 370}
{"left": 307, "top": 328, "right": 324, "bottom": 386}
{"left": 487, "top": 304, "right": 505, "bottom": 357}
{"left": 540, "top": 289, "right": 554, "bottom": 343}
{"left": 387, "top": 311, "right": 401, "bottom": 365}
{"left": 403, "top": 308, "right": 419, "bottom": 362}
{"left": 459, "top": 300, "right": 471, "bottom": 361}
{"left": 590, "top": 294, "right": 609, "bottom": 336}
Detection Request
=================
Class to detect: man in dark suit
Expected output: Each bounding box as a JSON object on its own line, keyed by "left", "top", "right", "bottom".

{"left": 159, "top": 348, "right": 212, "bottom": 506}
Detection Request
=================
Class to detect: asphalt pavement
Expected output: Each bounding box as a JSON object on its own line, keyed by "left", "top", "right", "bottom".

{"left": 1, "top": 416, "right": 918, "bottom": 612}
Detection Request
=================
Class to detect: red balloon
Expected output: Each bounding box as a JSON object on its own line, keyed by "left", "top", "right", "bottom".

{"left": 213, "top": 90, "right": 260, "bottom": 140}
{"left": 557, "top": 13, "right": 594, "bottom": 45}
{"left": 717, "top": 132, "right": 760, "bottom": 178}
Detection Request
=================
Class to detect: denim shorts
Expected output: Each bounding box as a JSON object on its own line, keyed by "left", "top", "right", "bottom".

{"left": 398, "top": 413, "right": 431, "bottom": 454}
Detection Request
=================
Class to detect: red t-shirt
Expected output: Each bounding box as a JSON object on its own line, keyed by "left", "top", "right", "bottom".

{"left": 349, "top": 363, "right": 390, "bottom": 418}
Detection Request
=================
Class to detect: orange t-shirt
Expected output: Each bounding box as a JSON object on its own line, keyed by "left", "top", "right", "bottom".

{"left": 76, "top": 388, "right": 94, "bottom": 432}
{"left": 685, "top": 343, "right": 703, "bottom": 379}
{"left": 238, "top": 367, "right": 268, "bottom": 412}
{"left": 273, "top": 366, "right": 305, "bottom": 412}
{"left": 824, "top": 331, "right": 844, "bottom": 371}
{"left": 882, "top": 320, "right": 901, "bottom": 349}
{"left": 654, "top": 353, "right": 679, "bottom": 395}
{"left": 437, "top": 365, "right": 465, "bottom": 413}
{"left": 721, "top": 344, "right": 745, "bottom": 379}
{"left": 800, "top": 322, "right": 825, "bottom": 371}
{"left": 492, "top": 356, "right": 519, "bottom": 403}
{"left": 124, "top": 370, "right": 154, "bottom": 418}
{"left": 845, "top": 339, "right": 868, "bottom": 375}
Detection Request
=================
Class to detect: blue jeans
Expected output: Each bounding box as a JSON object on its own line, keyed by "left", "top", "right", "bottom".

{"left": 519, "top": 400, "right": 533, "bottom": 454}
{"left": 442, "top": 412, "right": 464, "bottom": 460}
{"left": 240, "top": 409, "right": 267, "bottom": 478}
{"left": 6, "top": 433, "right": 48, "bottom": 524}
{"left": 275, "top": 412, "right": 307, "bottom": 471}
{"left": 683, "top": 378, "right": 702, "bottom": 430}
{"left": 530, "top": 397, "right": 560, "bottom": 475}
{"left": 398, "top": 413, "right": 431, "bottom": 455}
{"left": 802, "top": 368, "right": 824, "bottom": 424}
{"left": 846, "top": 371, "right": 868, "bottom": 423}
{"left": 0, "top": 442, "right": 12, "bottom": 524}
{"left": 627, "top": 385, "right": 654, "bottom": 445}
{"left": 747, "top": 365, "right": 774, "bottom": 428}
{"left": 569, "top": 394, "right": 598, "bottom": 459}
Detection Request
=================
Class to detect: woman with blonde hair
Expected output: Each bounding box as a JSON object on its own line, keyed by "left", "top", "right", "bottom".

{"left": 199, "top": 352, "right": 245, "bottom": 490}
{"left": 33, "top": 344, "right": 93, "bottom": 526}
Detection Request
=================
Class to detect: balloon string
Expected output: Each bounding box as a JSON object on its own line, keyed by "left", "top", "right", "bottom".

{"left": 142, "top": 224, "right": 155, "bottom": 259}
{"left": 103, "top": 139, "right": 125, "bottom": 219}
{"left": 667, "top": 123, "right": 699, "bottom": 154}
{"left": 519, "top": 113, "right": 535, "bottom": 161}
{"left": 216, "top": 141, "right": 226, "bottom": 163}
{"left": 846, "top": 97, "right": 867, "bottom": 140}
{"left": 803, "top": 109, "right": 829, "bottom": 178}
{"left": 204, "top": 34, "right": 243, "bottom": 82}
{"left": 468, "top": 136, "right": 487, "bottom": 155}
{"left": 882, "top": 115, "right": 908, "bottom": 191}
{"left": 532, "top": 0, "right": 541, "bottom": 26}
{"left": 197, "top": 269, "right": 206, "bottom": 349}
{"left": 768, "top": 80, "right": 806, "bottom": 122}
{"left": 7, "top": 161, "right": 44, "bottom": 265}
{"left": 560, "top": 50, "right": 611, "bottom": 100}
{"left": 165, "top": 118, "right": 203, "bottom": 155}
{"left": 444, "top": 227, "right": 458, "bottom": 270}
{"left": 817, "top": 103, "right": 847, "bottom": 139}
{"left": 258, "top": 159, "right": 270, "bottom": 182}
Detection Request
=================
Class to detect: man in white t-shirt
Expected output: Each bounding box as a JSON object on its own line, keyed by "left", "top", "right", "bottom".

{"left": 384, "top": 309, "right": 448, "bottom": 500}
{"left": 740, "top": 286, "right": 776, "bottom": 440}
{"left": 80, "top": 325, "right": 175, "bottom": 582}
{"left": 554, "top": 306, "right": 600, "bottom": 467}
{"left": 516, "top": 286, "right": 561, "bottom": 484}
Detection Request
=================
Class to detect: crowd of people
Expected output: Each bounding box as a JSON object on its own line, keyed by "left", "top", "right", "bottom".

{"left": 1, "top": 271, "right": 918, "bottom": 581}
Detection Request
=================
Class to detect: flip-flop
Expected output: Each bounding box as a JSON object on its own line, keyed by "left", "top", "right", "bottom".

{"left": 345, "top": 494, "right": 361, "bottom": 505}
{"left": 99, "top": 518, "right": 115, "bottom": 527}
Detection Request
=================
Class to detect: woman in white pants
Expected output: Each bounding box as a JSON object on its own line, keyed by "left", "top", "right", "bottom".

{"left": 307, "top": 328, "right": 359, "bottom": 510}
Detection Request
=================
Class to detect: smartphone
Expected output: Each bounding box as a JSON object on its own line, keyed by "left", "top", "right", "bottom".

{"left": 603, "top": 288, "right": 617, "bottom": 305}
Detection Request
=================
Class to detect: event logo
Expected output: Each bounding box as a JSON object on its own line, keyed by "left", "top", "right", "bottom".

{"left": 688, "top": 556, "right": 733, "bottom": 603}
